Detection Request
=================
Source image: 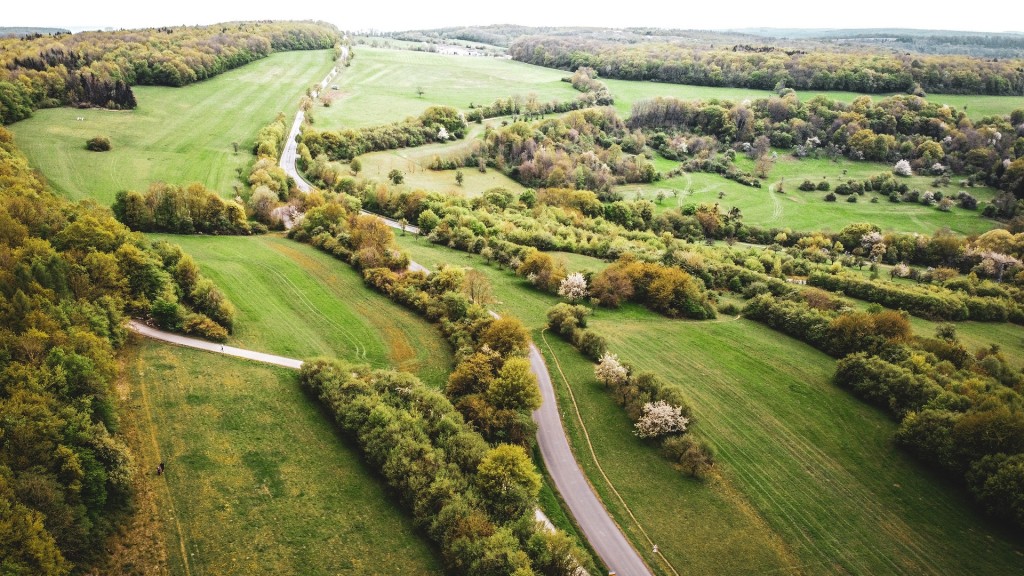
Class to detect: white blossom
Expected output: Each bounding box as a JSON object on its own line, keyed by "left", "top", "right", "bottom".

{"left": 634, "top": 400, "right": 690, "bottom": 439}
{"left": 893, "top": 159, "right": 912, "bottom": 177}
{"left": 594, "top": 352, "right": 628, "bottom": 388}
{"left": 558, "top": 272, "right": 589, "bottom": 301}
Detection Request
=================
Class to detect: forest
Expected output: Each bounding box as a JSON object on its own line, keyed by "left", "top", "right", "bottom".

{"left": 0, "top": 20, "right": 339, "bottom": 123}
{"left": 0, "top": 126, "right": 235, "bottom": 574}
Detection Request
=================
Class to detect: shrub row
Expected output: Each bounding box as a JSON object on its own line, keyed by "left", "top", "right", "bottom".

{"left": 300, "top": 359, "right": 594, "bottom": 576}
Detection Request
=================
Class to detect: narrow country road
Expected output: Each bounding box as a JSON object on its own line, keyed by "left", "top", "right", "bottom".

{"left": 269, "top": 58, "right": 653, "bottom": 574}
{"left": 127, "top": 320, "right": 302, "bottom": 369}
{"left": 280, "top": 110, "right": 312, "bottom": 193}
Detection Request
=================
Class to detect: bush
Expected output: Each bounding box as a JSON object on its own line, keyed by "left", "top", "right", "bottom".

{"left": 86, "top": 135, "right": 112, "bottom": 151}
{"left": 824, "top": 192, "right": 837, "bottom": 202}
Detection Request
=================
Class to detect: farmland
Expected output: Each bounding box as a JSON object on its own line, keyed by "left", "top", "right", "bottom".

{"left": 8, "top": 50, "right": 335, "bottom": 204}
{"left": 148, "top": 233, "right": 452, "bottom": 388}
{"left": 393, "top": 235, "right": 1024, "bottom": 575}
{"left": 118, "top": 340, "right": 442, "bottom": 575}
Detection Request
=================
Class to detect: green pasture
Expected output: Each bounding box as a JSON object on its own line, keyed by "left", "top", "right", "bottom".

{"left": 354, "top": 121, "right": 528, "bottom": 198}
{"left": 125, "top": 340, "right": 442, "bottom": 576}
{"left": 618, "top": 153, "right": 1000, "bottom": 236}
{"left": 394, "top": 235, "right": 1024, "bottom": 575}
{"left": 150, "top": 234, "right": 452, "bottom": 388}
{"left": 606, "top": 78, "right": 1024, "bottom": 121}
{"left": 9, "top": 50, "right": 335, "bottom": 204}
{"left": 314, "top": 47, "right": 578, "bottom": 129}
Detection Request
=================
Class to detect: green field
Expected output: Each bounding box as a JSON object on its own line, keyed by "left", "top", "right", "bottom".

{"left": 150, "top": 234, "right": 452, "bottom": 388}
{"left": 315, "top": 47, "right": 578, "bottom": 128}
{"left": 355, "top": 121, "right": 529, "bottom": 198}
{"left": 618, "top": 153, "right": 1000, "bottom": 236}
{"left": 9, "top": 50, "right": 335, "bottom": 204}
{"left": 123, "top": 340, "right": 442, "bottom": 575}
{"left": 394, "top": 235, "right": 1024, "bottom": 575}
{"left": 605, "top": 78, "right": 1024, "bottom": 121}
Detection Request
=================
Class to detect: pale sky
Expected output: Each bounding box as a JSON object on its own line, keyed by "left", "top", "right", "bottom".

{"left": 3, "top": 0, "right": 1021, "bottom": 34}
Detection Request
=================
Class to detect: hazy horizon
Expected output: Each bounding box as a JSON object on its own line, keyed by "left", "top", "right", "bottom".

{"left": 5, "top": 0, "right": 1022, "bottom": 36}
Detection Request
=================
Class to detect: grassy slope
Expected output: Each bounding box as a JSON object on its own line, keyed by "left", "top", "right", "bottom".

{"left": 149, "top": 234, "right": 452, "bottom": 389}
{"left": 618, "top": 153, "right": 1000, "bottom": 236}
{"left": 9, "top": 50, "right": 335, "bottom": 204}
{"left": 395, "top": 235, "right": 1024, "bottom": 575}
{"left": 316, "top": 47, "right": 578, "bottom": 128}
{"left": 124, "top": 340, "right": 442, "bottom": 576}
{"left": 606, "top": 78, "right": 1024, "bottom": 121}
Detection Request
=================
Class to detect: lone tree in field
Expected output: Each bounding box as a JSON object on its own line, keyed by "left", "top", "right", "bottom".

{"left": 388, "top": 169, "right": 404, "bottom": 184}
{"left": 350, "top": 158, "right": 362, "bottom": 175}
{"left": 455, "top": 169, "right": 464, "bottom": 186}
{"left": 416, "top": 86, "right": 425, "bottom": 98}
{"left": 86, "top": 136, "right": 111, "bottom": 151}
{"left": 893, "top": 159, "right": 913, "bottom": 177}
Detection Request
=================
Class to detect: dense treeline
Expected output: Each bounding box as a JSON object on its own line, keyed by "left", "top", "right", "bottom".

{"left": 510, "top": 36, "right": 1024, "bottom": 95}
{"left": 0, "top": 127, "right": 235, "bottom": 574}
{"left": 301, "top": 359, "right": 594, "bottom": 575}
{"left": 743, "top": 291, "right": 1024, "bottom": 528}
{"left": 112, "top": 182, "right": 254, "bottom": 235}
{"left": 808, "top": 271, "right": 1024, "bottom": 324}
{"left": 302, "top": 105, "right": 467, "bottom": 162}
{"left": 0, "top": 21, "right": 339, "bottom": 123}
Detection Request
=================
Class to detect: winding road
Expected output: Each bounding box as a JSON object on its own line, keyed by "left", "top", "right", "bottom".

{"left": 255, "top": 60, "right": 656, "bottom": 575}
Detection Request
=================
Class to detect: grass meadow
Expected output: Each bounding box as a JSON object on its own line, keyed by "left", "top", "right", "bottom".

{"left": 394, "top": 234, "right": 1024, "bottom": 575}
{"left": 618, "top": 153, "right": 1000, "bottom": 236}
{"left": 355, "top": 121, "right": 529, "bottom": 199}
{"left": 120, "top": 340, "right": 442, "bottom": 576}
{"left": 314, "top": 47, "right": 578, "bottom": 129}
{"left": 150, "top": 234, "right": 452, "bottom": 388}
{"left": 606, "top": 78, "right": 1024, "bottom": 121}
{"left": 9, "top": 50, "right": 335, "bottom": 204}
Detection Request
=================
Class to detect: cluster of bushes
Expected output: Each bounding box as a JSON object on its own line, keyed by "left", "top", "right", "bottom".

{"left": 808, "top": 271, "right": 1023, "bottom": 324}
{"left": 545, "top": 303, "right": 607, "bottom": 361}
{"left": 302, "top": 105, "right": 467, "bottom": 161}
{"left": 590, "top": 257, "right": 717, "bottom": 319}
{"left": 112, "top": 182, "right": 254, "bottom": 235}
{"left": 835, "top": 349, "right": 1024, "bottom": 529}
{"left": 300, "top": 359, "right": 594, "bottom": 575}
{"left": 463, "top": 67, "right": 612, "bottom": 124}
{"left": 0, "top": 127, "right": 236, "bottom": 574}
{"left": 252, "top": 112, "right": 288, "bottom": 159}
{"left": 0, "top": 21, "right": 339, "bottom": 123}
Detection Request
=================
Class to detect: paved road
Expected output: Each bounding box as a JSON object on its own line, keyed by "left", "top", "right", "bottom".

{"left": 280, "top": 110, "right": 312, "bottom": 193}
{"left": 273, "top": 61, "right": 651, "bottom": 573}
{"left": 127, "top": 320, "right": 303, "bottom": 369}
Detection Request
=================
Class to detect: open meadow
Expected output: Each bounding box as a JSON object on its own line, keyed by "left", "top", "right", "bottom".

{"left": 605, "top": 78, "right": 1024, "bottom": 121}
{"left": 618, "top": 153, "right": 1001, "bottom": 236}
{"left": 394, "top": 234, "right": 1024, "bottom": 575}
{"left": 314, "top": 46, "right": 578, "bottom": 128}
{"left": 9, "top": 50, "right": 335, "bottom": 204}
{"left": 149, "top": 233, "right": 452, "bottom": 388}
{"left": 118, "top": 340, "right": 442, "bottom": 576}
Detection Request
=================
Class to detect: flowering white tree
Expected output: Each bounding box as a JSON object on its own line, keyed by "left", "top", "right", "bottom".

{"left": 891, "top": 262, "right": 911, "bottom": 278}
{"left": 558, "top": 272, "right": 588, "bottom": 301}
{"left": 634, "top": 400, "right": 690, "bottom": 439}
{"left": 594, "top": 352, "right": 627, "bottom": 388}
{"left": 893, "top": 159, "right": 913, "bottom": 177}
{"left": 437, "top": 126, "right": 450, "bottom": 141}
